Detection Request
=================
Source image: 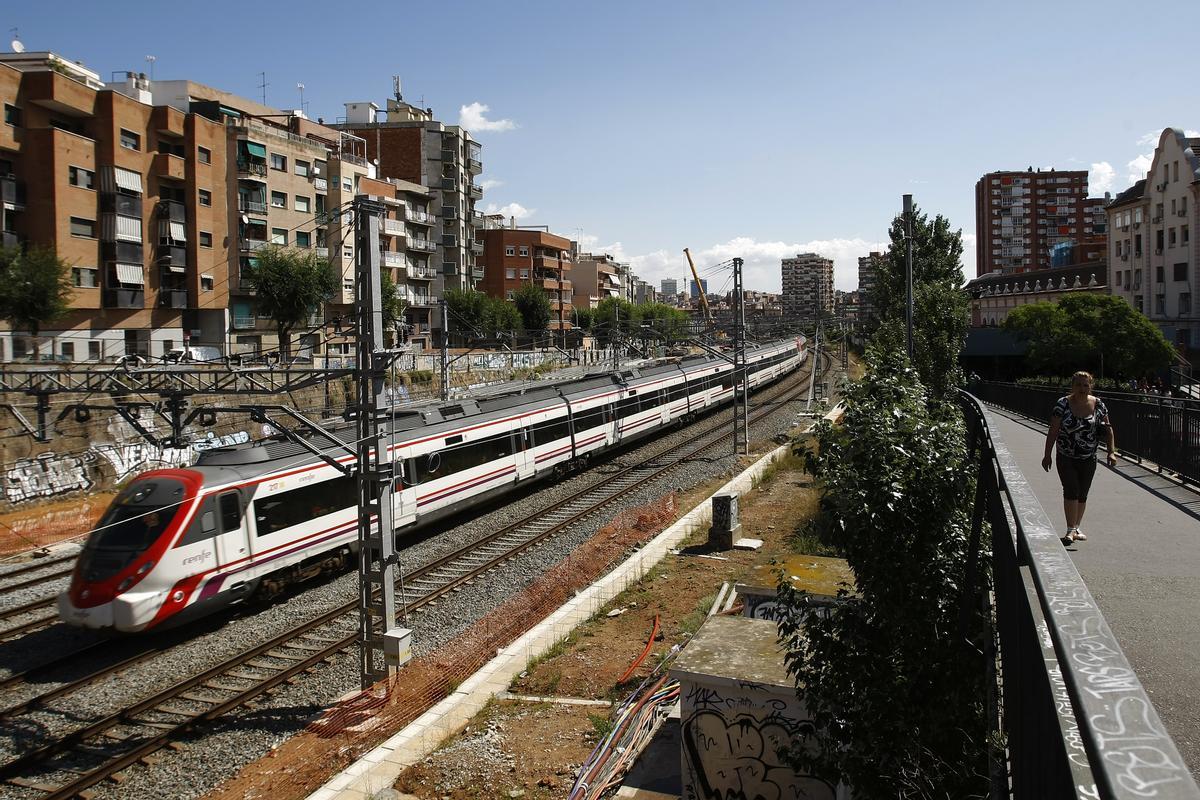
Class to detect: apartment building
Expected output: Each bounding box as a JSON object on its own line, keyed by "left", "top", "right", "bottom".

{"left": 660, "top": 278, "right": 678, "bottom": 300}
{"left": 634, "top": 280, "right": 656, "bottom": 305}
{"left": 781, "top": 252, "right": 833, "bottom": 318}
{"left": 857, "top": 251, "right": 881, "bottom": 326}
{"left": 1107, "top": 128, "right": 1200, "bottom": 354}
{"left": 975, "top": 168, "right": 1108, "bottom": 276}
{"left": 689, "top": 279, "right": 708, "bottom": 300}
{"left": 0, "top": 54, "right": 231, "bottom": 361}
{"left": 334, "top": 90, "right": 484, "bottom": 298}
{"left": 478, "top": 228, "right": 573, "bottom": 330}
{"left": 571, "top": 251, "right": 623, "bottom": 310}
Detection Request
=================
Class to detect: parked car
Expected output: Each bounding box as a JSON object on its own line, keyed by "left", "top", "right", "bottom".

{"left": 163, "top": 346, "right": 222, "bottom": 364}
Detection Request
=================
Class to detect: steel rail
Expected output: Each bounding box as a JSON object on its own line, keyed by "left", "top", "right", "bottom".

{"left": 4, "top": 353, "right": 830, "bottom": 797}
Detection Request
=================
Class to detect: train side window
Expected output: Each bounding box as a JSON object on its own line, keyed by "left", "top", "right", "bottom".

{"left": 176, "top": 495, "right": 220, "bottom": 547}
{"left": 574, "top": 406, "right": 606, "bottom": 431}
{"left": 219, "top": 492, "right": 242, "bottom": 532}
{"left": 254, "top": 475, "right": 355, "bottom": 535}
{"left": 531, "top": 417, "right": 571, "bottom": 446}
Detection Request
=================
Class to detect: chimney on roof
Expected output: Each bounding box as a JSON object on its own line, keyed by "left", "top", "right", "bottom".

{"left": 509, "top": 216, "right": 516, "bottom": 229}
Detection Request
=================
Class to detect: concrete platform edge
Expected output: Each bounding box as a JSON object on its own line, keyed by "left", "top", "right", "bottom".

{"left": 307, "top": 410, "right": 829, "bottom": 800}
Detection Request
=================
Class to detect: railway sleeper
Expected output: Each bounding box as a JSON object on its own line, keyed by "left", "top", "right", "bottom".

{"left": 7, "top": 777, "right": 63, "bottom": 791}
{"left": 265, "top": 650, "right": 309, "bottom": 663}
{"left": 181, "top": 691, "right": 229, "bottom": 704}
{"left": 205, "top": 680, "right": 254, "bottom": 692}
{"left": 153, "top": 703, "right": 200, "bottom": 718}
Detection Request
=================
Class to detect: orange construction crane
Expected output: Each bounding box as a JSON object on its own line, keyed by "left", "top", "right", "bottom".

{"left": 683, "top": 248, "right": 712, "bottom": 325}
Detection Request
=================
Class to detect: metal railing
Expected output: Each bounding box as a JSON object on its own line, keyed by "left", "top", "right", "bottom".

{"left": 972, "top": 381, "right": 1200, "bottom": 485}
{"left": 962, "top": 392, "right": 1200, "bottom": 799}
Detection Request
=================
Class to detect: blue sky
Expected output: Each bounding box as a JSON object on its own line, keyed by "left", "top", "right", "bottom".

{"left": 7, "top": 0, "right": 1195, "bottom": 293}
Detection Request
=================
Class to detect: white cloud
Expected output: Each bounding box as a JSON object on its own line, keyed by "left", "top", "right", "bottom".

{"left": 1137, "top": 130, "right": 1161, "bottom": 148}
{"left": 458, "top": 102, "right": 516, "bottom": 133}
{"left": 960, "top": 233, "right": 977, "bottom": 281}
{"left": 1187, "top": 129, "right": 1200, "bottom": 138}
{"left": 579, "top": 236, "right": 890, "bottom": 294}
{"left": 484, "top": 201, "right": 534, "bottom": 221}
{"left": 478, "top": 178, "right": 504, "bottom": 192}
{"left": 1127, "top": 153, "right": 1153, "bottom": 185}
{"left": 1090, "top": 161, "right": 1115, "bottom": 194}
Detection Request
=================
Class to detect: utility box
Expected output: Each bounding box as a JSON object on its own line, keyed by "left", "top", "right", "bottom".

{"left": 383, "top": 627, "right": 413, "bottom": 670}
{"left": 709, "top": 492, "right": 741, "bottom": 550}
{"left": 671, "top": 616, "right": 849, "bottom": 800}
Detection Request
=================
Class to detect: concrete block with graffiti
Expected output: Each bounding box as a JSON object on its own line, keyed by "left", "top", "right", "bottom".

{"left": 671, "top": 615, "right": 850, "bottom": 800}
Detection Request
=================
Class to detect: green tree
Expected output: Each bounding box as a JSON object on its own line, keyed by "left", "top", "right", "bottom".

{"left": 871, "top": 205, "right": 970, "bottom": 404}
{"left": 1004, "top": 293, "right": 1174, "bottom": 379}
{"left": 379, "top": 273, "right": 408, "bottom": 343}
{"left": 573, "top": 305, "right": 596, "bottom": 332}
{"left": 444, "top": 288, "right": 488, "bottom": 337}
{"left": 482, "top": 295, "right": 521, "bottom": 336}
{"left": 243, "top": 246, "right": 338, "bottom": 359}
{"left": 777, "top": 350, "right": 987, "bottom": 796}
{"left": 0, "top": 246, "right": 74, "bottom": 358}
{"left": 513, "top": 283, "right": 552, "bottom": 332}
{"left": 594, "top": 296, "right": 636, "bottom": 346}
{"left": 636, "top": 302, "right": 689, "bottom": 342}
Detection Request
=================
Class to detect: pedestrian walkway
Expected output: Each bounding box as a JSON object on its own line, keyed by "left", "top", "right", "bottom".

{"left": 985, "top": 405, "right": 1200, "bottom": 778}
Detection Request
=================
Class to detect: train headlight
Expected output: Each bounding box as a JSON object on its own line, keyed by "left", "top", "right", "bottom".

{"left": 117, "top": 577, "right": 134, "bottom": 593}
{"left": 172, "top": 590, "right": 184, "bottom": 603}
{"left": 80, "top": 589, "right": 90, "bottom": 600}
{"left": 136, "top": 561, "right": 155, "bottom": 576}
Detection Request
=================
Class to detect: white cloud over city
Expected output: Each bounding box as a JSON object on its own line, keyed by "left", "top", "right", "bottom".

{"left": 484, "top": 201, "right": 535, "bottom": 221}
{"left": 574, "top": 235, "right": 891, "bottom": 295}
{"left": 458, "top": 102, "right": 516, "bottom": 133}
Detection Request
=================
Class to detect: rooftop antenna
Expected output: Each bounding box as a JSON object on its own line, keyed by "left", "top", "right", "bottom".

{"left": 144, "top": 54, "right": 156, "bottom": 80}
{"left": 392, "top": 75, "right": 402, "bottom": 102}
{"left": 10, "top": 29, "right": 23, "bottom": 54}
{"left": 258, "top": 71, "right": 268, "bottom": 106}
{"left": 296, "top": 82, "right": 305, "bottom": 115}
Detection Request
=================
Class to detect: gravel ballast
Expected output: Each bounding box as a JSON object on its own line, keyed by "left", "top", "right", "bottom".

{"left": 0, "top": 362, "right": 828, "bottom": 800}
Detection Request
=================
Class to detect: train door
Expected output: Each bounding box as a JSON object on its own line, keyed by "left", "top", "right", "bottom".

{"left": 214, "top": 491, "right": 249, "bottom": 568}
{"left": 515, "top": 427, "right": 536, "bottom": 481}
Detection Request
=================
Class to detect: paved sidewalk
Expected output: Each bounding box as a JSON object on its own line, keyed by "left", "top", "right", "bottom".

{"left": 987, "top": 406, "right": 1200, "bottom": 777}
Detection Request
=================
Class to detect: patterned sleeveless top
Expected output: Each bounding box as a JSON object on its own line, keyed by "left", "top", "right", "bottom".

{"left": 1052, "top": 396, "right": 1109, "bottom": 460}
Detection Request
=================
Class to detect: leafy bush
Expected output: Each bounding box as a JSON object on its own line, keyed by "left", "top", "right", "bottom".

{"left": 777, "top": 350, "right": 988, "bottom": 797}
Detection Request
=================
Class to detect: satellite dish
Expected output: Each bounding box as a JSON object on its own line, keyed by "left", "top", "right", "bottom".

{"left": 11, "top": 40, "right": 25, "bottom": 53}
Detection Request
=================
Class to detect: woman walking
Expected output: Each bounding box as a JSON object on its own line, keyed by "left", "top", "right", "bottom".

{"left": 1041, "top": 371, "right": 1118, "bottom": 546}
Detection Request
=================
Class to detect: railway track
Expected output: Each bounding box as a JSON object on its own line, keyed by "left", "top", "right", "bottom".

{"left": 0, "top": 555, "right": 76, "bottom": 641}
{"left": 0, "top": 351, "right": 832, "bottom": 798}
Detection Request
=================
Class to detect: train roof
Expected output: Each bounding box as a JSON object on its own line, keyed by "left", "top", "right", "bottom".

{"left": 193, "top": 339, "right": 798, "bottom": 474}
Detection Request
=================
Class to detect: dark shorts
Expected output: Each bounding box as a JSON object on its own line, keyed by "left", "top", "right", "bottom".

{"left": 1056, "top": 455, "right": 1098, "bottom": 502}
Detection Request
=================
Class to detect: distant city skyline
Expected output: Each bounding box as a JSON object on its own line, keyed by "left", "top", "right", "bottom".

{"left": 5, "top": 0, "right": 1194, "bottom": 294}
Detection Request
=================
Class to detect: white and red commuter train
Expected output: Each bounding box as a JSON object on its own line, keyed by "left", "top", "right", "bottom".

{"left": 59, "top": 338, "right": 806, "bottom": 632}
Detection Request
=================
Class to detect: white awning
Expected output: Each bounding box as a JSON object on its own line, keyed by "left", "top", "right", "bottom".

{"left": 605, "top": 273, "right": 621, "bottom": 287}
{"left": 164, "top": 263, "right": 184, "bottom": 274}
{"left": 115, "top": 214, "right": 142, "bottom": 243}
{"left": 168, "top": 221, "right": 186, "bottom": 242}
{"left": 115, "top": 263, "right": 144, "bottom": 285}
{"left": 114, "top": 167, "right": 143, "bottom": 194}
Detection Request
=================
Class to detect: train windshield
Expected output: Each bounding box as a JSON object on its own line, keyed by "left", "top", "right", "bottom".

{"left": 78, "top": 479, "right": 187, "bottom": 581}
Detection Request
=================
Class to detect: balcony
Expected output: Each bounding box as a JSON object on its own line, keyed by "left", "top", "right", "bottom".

{"left": 315, "top": 246, "right": 329, "bottom": 258}
{"left": 151, "top": 105, "right": 185, "bottom": 136}
{"left": 157, "top": 245, "right": 187, "bottom": 268}
{"left": 238, "top": 197, "right": 268, "bottom": 215}
{"left": 381, "top": 251, "right": 404, "bottom": 267}
{"left": 240, "top": 236, "right": 268, "bottom": 252}
{"left": 409, "top": 264, "right": 438, "bottom": 279}
{"left": 468, "top": 183, "right": 483, "bottom": 199}
{"left": 441, "top": 207, "right": 458, "bottom": 220}
{"left": 313, "top": 177, "right": 328, "bottom": 192}
{"left": 470, "top": 211, "right": 485, "bottom": 227}
{"left": 440, "top": 149, "right": 459, "bottom": 163}
{"left": 154, "top": 152, "right": 186, "bottom": 182}
{"left": 470, "top": 240, "right": 484, "bottom": 254}
{"left": 237, "top": 159, "right": 268, "bottom": 179}
{"left": 440, "top": 176, "right": 456, "bottom": 191}
{"left": 406, "top": 209, "right": 434, "bottom": 226}
{"left": 466, "top": 157, "right": 482, "bottom": 174}
{"left": 1152, "top": 215, "right": 1163, "bottom": 224}
{"left": 101, "top": 192, "right": 143, "bottom": 216}
{"left": 410, "top": 295, "right": 435, "bottom": 307}
{"left": 233, "top": 314, "right": 257, "bottom": 329}
{"left": 158, "top": 289, "right": 188, "bottom": 309}
{"left": 158, "top": 199, "right": 185, "bottom": 222}
{"left": 25, "top": 70, "right": 96, "bottom": 117}
{"left": 409, "top": 238, "right": 436, "bottom": 253}
{"left": 383, "top": 218, "right": 405, "bottom": 236}
{"left": 103, "top": 288, "right": 144, "bottom": 309}
{"left": 0, "top": 176, "right": 23, "bottom": 211}
{"left": 442, "top": 234, "right": 459, "bottom": 248}
{"left": 471, "top": 266, "right": 484, "bottom": 279}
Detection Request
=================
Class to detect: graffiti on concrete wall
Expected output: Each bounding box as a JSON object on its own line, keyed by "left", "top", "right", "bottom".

{"left": 3, "top": 416, "right": 251, "bottom": 504}
{"left": 4, "top": 452, "right": 97, "bottom": 504}
{"left": 680, "top": 681, "right": 837, "bottom": 800}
